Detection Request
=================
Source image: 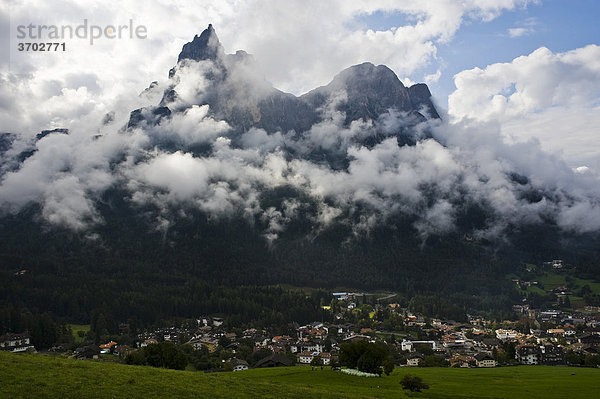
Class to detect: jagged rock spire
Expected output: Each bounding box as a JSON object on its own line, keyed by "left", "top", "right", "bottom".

{"left": 177, "top": 24, "right": 224, "bottom": 63}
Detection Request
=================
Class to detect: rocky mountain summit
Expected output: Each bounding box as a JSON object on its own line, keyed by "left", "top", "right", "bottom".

{"left": 128, "top": 25, "right": 439, "bottom": 148}
{"left": 177, "top": 24, "right": 225, "bottom": 63}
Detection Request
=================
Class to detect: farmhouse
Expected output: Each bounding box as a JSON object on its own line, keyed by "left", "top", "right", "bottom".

{"left": 474, "top": 353, "right": 496, "bottom": 368}
{"left": 0, "top": 332, "right": 35, "bottom": 352}
{"left": 74, "top": 345, "right": 100, "bottom": 360}
{"left": 401, "top": 340, "right": 438, "bottom": 352}
{"left": 296, "top": 351, "right": 314, "bottom": 364}
{"left": 254, "top": 353, "right": 292, "bottom": 368}
{"left": 495, "top": 329, "right": 519, "bottom": 340}
{"left": 406, "top": 352, "right": 423, "bottom": 367}
{"left": 231, "top": 358, "right": 249, "bottom": 371}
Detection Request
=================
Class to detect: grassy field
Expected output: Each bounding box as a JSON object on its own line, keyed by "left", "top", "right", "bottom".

{"left": 511, "top": 270, "right": 600, "bottom": 299}
{"left": 67, "top": 324, "right": 90, "bottom": 344}
{"left": 1, "top": 352, "right": 600, "bottom": 398}
{"left": 534, "top": 271, "right": 600, "bottom": 294}
{"left": 572, "top": 276, "right": 600, "bottom": 294}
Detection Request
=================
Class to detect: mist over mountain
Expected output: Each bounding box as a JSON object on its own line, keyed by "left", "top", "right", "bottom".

{"left": 0, "top": 25, "right": 599, "bottom": 297}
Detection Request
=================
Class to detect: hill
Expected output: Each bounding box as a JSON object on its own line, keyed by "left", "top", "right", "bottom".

{"left": 1, "top": 352, "right": 599, "bottom": 399}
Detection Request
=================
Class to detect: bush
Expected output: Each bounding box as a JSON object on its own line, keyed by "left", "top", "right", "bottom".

{"left": 339, "top": 341, "right": 388, "bottom": 375}
{"left": 125, "top": 350, "right": 147, "bottom": 366}
{"left": 382, "top": 359, "right": 395, "bottom": 376}
{"left": 126, "top": 342, "right": 188, "bottom": 370}
{"left": 357, "top": 350, "right": 382, "bottom": 375}
{"left": 400, "top": 374, "right": 430, "bottom": 392}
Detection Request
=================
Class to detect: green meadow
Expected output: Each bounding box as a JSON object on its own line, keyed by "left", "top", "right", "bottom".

{"left": 67, "top": 324, "right": 91, "bottom": 344}
{"left": 535, "top": 271, "right": 600, "bottom": 294}
{"left": 1, "top": 352, "right": 599, "bottom": 398}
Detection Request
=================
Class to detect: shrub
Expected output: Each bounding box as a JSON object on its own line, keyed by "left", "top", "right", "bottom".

{"left": 400, "top": 374, "right": 430, "bottom": 392}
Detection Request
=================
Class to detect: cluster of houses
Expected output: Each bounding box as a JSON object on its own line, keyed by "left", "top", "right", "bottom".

{"left": 4, "top": 281, "right": 600, "bottom": 372}
{"left": 106, "top": 302, "right": 600, "bottom": 371}
{"left": 135, "top": 321, "right": 340, "bottom": 369}
{"left": 0, "top": 332, "right": 35, "bottom": 353}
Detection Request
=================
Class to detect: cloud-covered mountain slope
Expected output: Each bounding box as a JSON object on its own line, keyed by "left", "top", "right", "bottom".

{"left": 0, "top": 25, "right": 598, "bottom": 295}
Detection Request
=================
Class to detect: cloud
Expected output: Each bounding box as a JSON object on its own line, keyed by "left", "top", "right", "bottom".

{"left": 2, "top": 0, "right": 599, "bottom": 240}
{"left": 507, "top": 16, "right": 538, "bottom": 38}
{"left": 1, "top": 84, "right": 600, "bottom": 238}
{"left": 1, "top": 0, "right": 533, "bottom": 136}
{"left": 448, "top": 45, "right": 600, "bottom": 168}
{"left": 0, "top": 122, "right": 147, "bottom": 227}
{"left": 424, "top": 69, "right": 442, "bottom": 85}
{"left": 147, "top": 104, "right": 231, "bottom": 145}
{"left": 508, "top": 27, "right": 533, "bottom": 37}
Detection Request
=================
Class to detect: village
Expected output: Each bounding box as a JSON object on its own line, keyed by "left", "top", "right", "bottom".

{"left": 4, "top": 287, "right": 599, "bottom": 372}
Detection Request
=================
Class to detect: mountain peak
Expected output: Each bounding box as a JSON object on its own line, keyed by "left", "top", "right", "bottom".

{"left": 408, "top": 83, "right": 440, "bottom": 119}
{"left": 177, "top": 24, "right": 224, "bottom": 63}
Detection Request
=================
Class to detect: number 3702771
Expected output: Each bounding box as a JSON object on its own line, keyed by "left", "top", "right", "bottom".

{"left": 17, "top": 42, "right": 66, "bottom": 51}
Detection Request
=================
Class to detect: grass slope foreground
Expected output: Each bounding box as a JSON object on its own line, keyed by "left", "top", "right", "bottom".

{"left": 1, "top": 352, "right": 600, "bottom": 398}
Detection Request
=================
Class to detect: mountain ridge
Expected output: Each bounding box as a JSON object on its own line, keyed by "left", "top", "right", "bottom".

{"left": 129, "top": 25, "right": 439, "bottom": 141}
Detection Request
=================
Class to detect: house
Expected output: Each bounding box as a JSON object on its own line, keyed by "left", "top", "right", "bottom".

{"left": 405, "top": 315, "right": 426, "bottom": 327}
{"left": 187, "top": 338, "right": 204, "bottom": 350}
{"left": 318, "top": 352, "right": 331, "bottom": 365}
{"left": 564, "top": 329, "right": 577, "bottom": 337}
{"left": 516, "top": 344, "right": 540, "bottom": 365}
{"left": 552, "top": 260, "right": 564, "bottom": 269}
{"left": 231, "top": 358, "right": 249, "bottom": 371}
{"left": 197, "top": 326, "right": 213, "bottom": 334}
{"left": 253, "top": 353, "right": 292, "bottom": 368}
{"left": 99, "top": 341, "right": 117, "bottom": 354}
{"left": 272, "top": 335, "right": 293, "bottom": 345}
{"left": 309, "top": 322, "right": 324, "bottom": 330}
{"left": 198, "top": 337, "right": 219, "bottom": 353}
{"left": 0, "top": 332, "right": 35, "bottom": 353}
{"left": 495, "top": 329, "right": 518, "bottom": 340}
{"left": 401, "top": 340, "right": 438, "bottom": 352}
{"left": 443, "top": 338, "right": 468, "bottom": 350}
{"left": 212, "top": 317, "right": 224, "bottom": 327}
{"left": 254, "top": 336, "right": 270, "bottom": 348}
{"left": 540, "top": 344, "right": 565, "bottom": 365}
{"left": 305, "top": 341, "right": 324, "bottom": 353}
{"left": 113, "top": 345, "right": 133, "bottom": 356}
{"left": 243, "top": 328, "right": 258, "bottom": 337}
{"left": 450, "top": 354, "right": 472, "bottom": 368}
{"left": 482, "top": 338, "right": 501, "bottom": 349}
{"left": 406, "top": 353, "right": 423, "bottom": 367}
{"left": 579, "top": 333, "right": 600, "bottom": 347}
{"left": 297, "top": 351, "right": 314, "bottom": 364}
{"left": 290, "top": 340, "right": 324, "bottom": 354}
{"left": 516, "top": 344, "right": 565, "bottom": 365}
{"left": 332, "top": 292, "right": 349, "bottom": 300}
{"left": 140, "top": 338, "right": 158, "bottom": 348}
{"left": 329, "top": 324, "right": 353, "bottom": 335}
{"left": 539, "top": 310, "right": 562, "bottom": 322}
{"left": 75, "top": 345, "right": 100, "bottom": 360}
{"left": 474, "top": 353, "right": 496, "bottom": 368}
